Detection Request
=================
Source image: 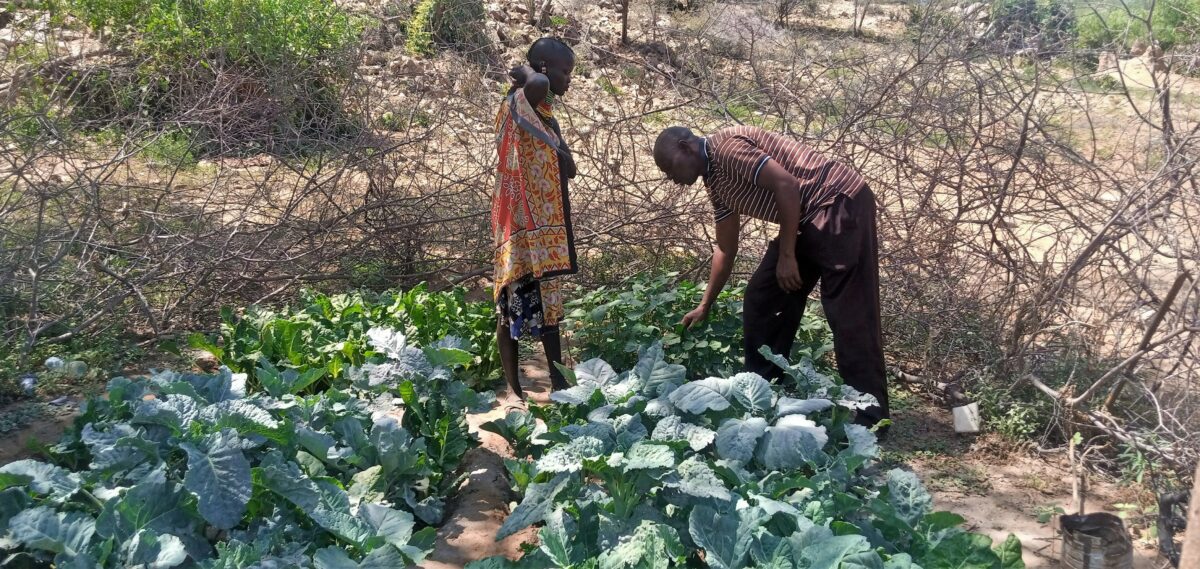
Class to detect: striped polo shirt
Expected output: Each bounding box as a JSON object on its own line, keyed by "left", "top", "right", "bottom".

{"left": 702, "top": 126, "right": 864, "bottom": 225}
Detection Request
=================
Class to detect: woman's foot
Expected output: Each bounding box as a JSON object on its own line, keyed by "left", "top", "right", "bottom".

{"left": 501, "top": 391, "right": 528, "bottom": 414}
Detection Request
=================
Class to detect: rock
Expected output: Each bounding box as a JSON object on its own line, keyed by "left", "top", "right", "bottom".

{"left": 388, "top": 56, "right": 422, "bottom": 75}
{"left": 363, "top": 51, "right": 389, "bottom": 66}
{"left": 1097, "top": 51, "right": 1118, "bottom": 72}
{"left": 195, "top": 353, "right": 220, "bottom": 373}
{"left": 1129, "top": 38, "right": 1148, "bottom": 56}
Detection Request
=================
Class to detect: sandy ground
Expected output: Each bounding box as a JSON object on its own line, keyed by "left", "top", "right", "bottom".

{"left": 889, "top": 389, "right": 1170, "bottom": 568}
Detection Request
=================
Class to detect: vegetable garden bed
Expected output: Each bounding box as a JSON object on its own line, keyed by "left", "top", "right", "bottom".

{"left": 0, "top": 282, "right": 1027, "bottom": 568}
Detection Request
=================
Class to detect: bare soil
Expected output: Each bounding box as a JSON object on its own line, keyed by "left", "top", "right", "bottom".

{"left": 889, "top": 389, "right": 1170, "bottom": 568}
{"left": 417, "top": 358, "right": 555, "bottom": 569}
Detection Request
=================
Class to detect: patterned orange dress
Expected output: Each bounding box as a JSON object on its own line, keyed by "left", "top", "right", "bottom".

{"left": 491, "top": 89, "right": 577, "bottom": 338}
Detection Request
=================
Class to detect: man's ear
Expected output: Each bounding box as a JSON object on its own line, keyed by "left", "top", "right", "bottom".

{"left": 677, "top": 137, "right": 690, "bottom": 152}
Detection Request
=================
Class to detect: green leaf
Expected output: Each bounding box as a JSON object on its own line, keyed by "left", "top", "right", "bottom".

{"left": 188, "top": 332, "right": 223, "bottom": 360}
{"left": 670, "top": 456, "right": 733, "bottom": 503}
{"left": 359, "top": 503, "right": 414, "bottom": 550}
{"left": 634, "top": 343, "right": 686, "bottom": 396}
{"left": 844, "top": 424, "right": 879, "bottom": 459}
{"left": 995, "top": 534, "right": 1024, "bottom": 569}
{"left": 311, "top": 479, "right": 375, "bottom": 546}
{"left": 799, "top": 534, "right": 882, "bottom": 569}
{"left": 0, "top": 487, "right": 30, "bottom": 528}
{"left": 258, "top": 452, "right": 320, "bottom": 511}
{"left": 920, "top": 531, "right": 1000, "bottom": 569}
{"left": 551, "top": 384, "right": 600, "bottom": 405}
{"left": 0, "top": 459, "right": 80, "bottom": 500}
{"left": 651, "top": 415, "right": 716, "bottom": 451}
{"left": 575, "top": 358, "right": 619, "bottom": 385}
{"left": 752, "top": 536, "right": 795, "bottom": 569}
{"left": 715, "top": 418, "right": 768, "bottom": 464}
{"left": 623, "top": 442, "right": 677, "bottom": 470}
{"left": 668, "top": 378, "right": 735, "bottom": 414}
{"left": 95, "top": 466, "right": 205, "bottom": 561}
{"left": 180, "top": 430, "right": 252, "bottom": 530}
{"left": 372, "top": 419, "right": 426, "bottom": 478}
{"left": 434, "top": 344, "right": 476, "bottom": 371}
{"left": 349, "top": 465, "right": 385, "bottom": 505}
{"left": 731, "top": 373, "right": 774, "bottom": 414}
{"left": 599, "top": 520, "right": 684, "bottom": 569}
{"left": 125, "top": 529, "right": 188, "bottom": 568}
{"left": 775, "top": 397, "right": 834, "bottom": 418}
{"left": 611, "top": 414, "right": 649, "bottom": 450}
{"left": 132, "top": 394, "right": 200, "bottom": 431}
{"left": 199, "top": 399, "right": 283, "bottom": 442}
{"left": 313, "top": 545, "right": 408, "bottom": 568}
{"left": 688, "top": 505, "right": 759, "bottom": 569}
{"left": 536, "top": 436, "right": 606, "bottom": 473}
{"left": 887, "top": 469, "right": 933, "bottom": 527}
{"left": 9, "top": 507, "right": 96, "bottom": 557}
{"left": 883, "top": 553, "right": 918, "bottom": 569}
{"left": 466, "top": 556, "right": 519, "bottom": 569}
{"left": 755, "top": 415, "right": 829, "bottom": 470}
{"left": 538, "top": 507, "right": 577, "bottom": 567}
{"left": 497, "top": 473, "right": 572, "bottom": 540}
{"left": 922, "top": 511, "right": 966, "bottom": 533}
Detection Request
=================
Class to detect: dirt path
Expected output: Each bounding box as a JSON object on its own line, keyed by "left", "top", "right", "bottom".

{"left": 418, "top": 357, "right": 555, "bottom": 569}
{"left": 0, "top": 400, "right": 80, "bottom": 464}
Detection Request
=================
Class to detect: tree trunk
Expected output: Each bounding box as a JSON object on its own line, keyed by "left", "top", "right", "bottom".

{"left": 620, "top": 0, "right": 630, "bottom": 44}
{"left": 1180, "top": 463, "right": 1200, "bottom": 568}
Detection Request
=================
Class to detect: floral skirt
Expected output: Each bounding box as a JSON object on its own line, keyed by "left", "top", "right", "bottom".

{"left": 497, "top": 277, "right": 563, "bottom": 339}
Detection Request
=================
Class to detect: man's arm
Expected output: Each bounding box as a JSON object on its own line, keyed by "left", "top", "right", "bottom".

{"left": 755, "top": 159, "right": 804, "bottom": 292}
{"left": 682, "top": 214, "right": 740, "bottom": 329}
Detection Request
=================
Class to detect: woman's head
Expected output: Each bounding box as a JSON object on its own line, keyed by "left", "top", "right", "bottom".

{"left": 527, "top": 37, "right": 575, "bottom": 96}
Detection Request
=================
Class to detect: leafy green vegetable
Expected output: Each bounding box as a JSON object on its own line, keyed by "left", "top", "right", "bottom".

{"left": 483, "top": 344, "right": 1022, "bottom": 569}
{"left": 0, "top": 327, "right": 474, "bottom": 567}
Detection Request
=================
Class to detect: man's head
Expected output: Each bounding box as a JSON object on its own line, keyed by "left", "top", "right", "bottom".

{"left": 527, "top": 37, "right": 575, "bottom": 96}
{"left": 654, "top": 126, "right": 706, "bottom": 185}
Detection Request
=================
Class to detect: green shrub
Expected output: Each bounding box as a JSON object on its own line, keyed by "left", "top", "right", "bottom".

{"left": 991, "top": 0, "right": 1076, "bottom": 47}
{"left": 1076, "top": 0, "right": 1200, "bottom": 51}
{"left": 563, "top": 274, "right": 834, "bottom": 380}
{"left": 140, "top": 127, "right": 198, "bottom": 168}
{"left": 69, "top": 0, "right": 362, "bottom": 71}
{"left": 405, "top": 0, "right": 486, "bottom": 56}
{"left": 60, "top": 0, "right": 365, "bottom": 150}
{"left": 197, "top": 285, "right": 501, "bottom": 392}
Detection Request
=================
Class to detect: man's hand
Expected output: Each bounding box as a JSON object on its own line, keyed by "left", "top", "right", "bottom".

{"left": 509, "top": 65, "right": 535, "bottom": 87}
{"left": 776, "top": 254, "right": 803, "bottom": 292}
{"left": 681, "top": 305, "right": 711, "bottom": 329}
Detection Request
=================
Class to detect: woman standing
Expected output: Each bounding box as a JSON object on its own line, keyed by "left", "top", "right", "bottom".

{"left": 491, "top": 37, "right": 578, "bottom": 407}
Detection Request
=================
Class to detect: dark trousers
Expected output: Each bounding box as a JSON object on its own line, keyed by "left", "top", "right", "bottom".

{"left": 743, "top": 186, "right": 889, "bottom": 423}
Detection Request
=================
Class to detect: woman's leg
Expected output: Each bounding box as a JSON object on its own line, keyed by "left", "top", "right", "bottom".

{"left": 540, "top": 326, "right": 569, "bottom": 390}
{"left": 497, "top": 320, "right": 523, "bottom": 398}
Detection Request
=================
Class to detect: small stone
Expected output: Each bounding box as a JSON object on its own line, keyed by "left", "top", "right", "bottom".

{"left": 195, "top": 353, "right": 220, "bottom": 372}
{"left": 1129, "top": 38, "right": 1148, "bottom": 56}
{"left": 1097, "top": 51, "right": 1118, "bottom": 72}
